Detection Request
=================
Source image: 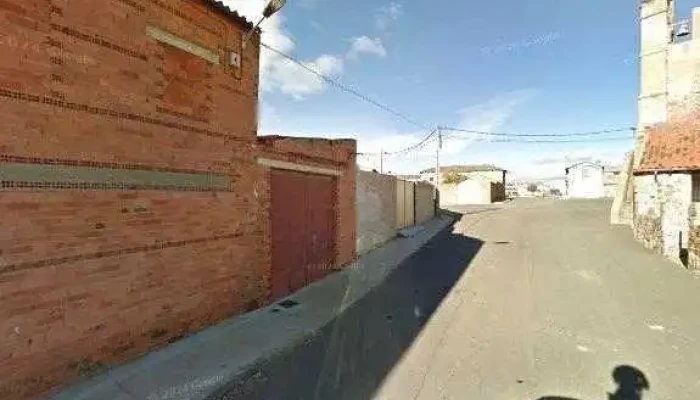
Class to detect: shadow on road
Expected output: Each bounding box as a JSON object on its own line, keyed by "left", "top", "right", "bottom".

{"left": 537, "top": 365, "right": 650, "bottom": 400}
{"left": 209, "top": 212, "right": 483, "bottom": 400}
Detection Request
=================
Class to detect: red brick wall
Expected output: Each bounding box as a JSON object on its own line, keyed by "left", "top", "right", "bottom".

{"left": 257, "top": 136, "right": 357, "bottom": 268}
{"left": 0, "top": 0, "right": 265, "bottom": 398}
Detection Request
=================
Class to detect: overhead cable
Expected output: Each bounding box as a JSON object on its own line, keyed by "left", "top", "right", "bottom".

{"left": 440, "top": 126, "right": 635, "bottom": 138}
{"left": 261, "top": 42, "right": 430, "bottom": 130}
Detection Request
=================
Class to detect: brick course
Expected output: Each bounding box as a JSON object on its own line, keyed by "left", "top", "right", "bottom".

{"left": 0, "top": 0, "right": 360, "bottom": 398}
{"left": 0, "top": 0, "right": 265, "bottom": 398}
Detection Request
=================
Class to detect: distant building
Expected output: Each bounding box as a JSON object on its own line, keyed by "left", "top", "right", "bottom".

{"left": 394, "top": 174, "right": 423, "bottom": 182}
{"left": 517, "top": 182, "right": 546, "bottom": 197}
{"left": 538, "top": 178, "right": 566, "bottom": 197}
{"left": 441, "top": 179, "right": 506, "bottom": 205}
{"left": 506, "top": 181, "right": 520, "bottom": 198}
{"left": 420, "top": 164, "right": 507, "bottom": 186}
{"left": 433, "top": 164, "right": 507, "bottom": 205}
{"left": 565, "top": 162, "right": 605, "bottom": 198}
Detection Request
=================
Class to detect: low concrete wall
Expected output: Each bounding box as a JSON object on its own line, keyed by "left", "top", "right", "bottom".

{"left": 415, "top": 182, "right": 436, "bottom": 224}
{"left": 440, "top": 180, "right": 494, "bottom": 205}
{"left": 356, "top": 173, "right": 438, "bottom": 255}
{"left": 439, "top": 184, "right": 459, "bottom": 206}
{"left": 356, "top": 171, "right": 398, "bottom": 255}
{"left": 396, "top": 179, "right": 416, "bottom": 229}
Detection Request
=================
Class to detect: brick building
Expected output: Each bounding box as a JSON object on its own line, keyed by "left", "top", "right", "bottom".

{"left": 0, "top": 0, "right": 355, "bottom": 398}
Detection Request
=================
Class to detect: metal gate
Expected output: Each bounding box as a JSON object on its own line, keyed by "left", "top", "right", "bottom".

{"left": 270, "top": 169, "right": 337, "bottom": 301}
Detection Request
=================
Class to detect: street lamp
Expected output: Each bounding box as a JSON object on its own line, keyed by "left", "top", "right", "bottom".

{"left": 242, "top": 0, "right": 286, "bottom": 47}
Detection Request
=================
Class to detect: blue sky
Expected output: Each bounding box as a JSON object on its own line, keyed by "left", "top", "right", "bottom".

{"left": 226, "top": 0, "right": 664, "bottom": 179}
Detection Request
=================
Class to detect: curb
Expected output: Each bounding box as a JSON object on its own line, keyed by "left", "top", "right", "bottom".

{"left": 46, "top": 215, "right": 457, "bottom": 400}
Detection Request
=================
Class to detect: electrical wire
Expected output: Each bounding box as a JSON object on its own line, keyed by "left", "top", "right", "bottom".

{"left": 442, "top": 131, "right": 634, "bottom": 144}
{"left": 359, "top": 128, "right": 633, "bottom": 156}
{"left": 261, "top": 42, "right": 430, "bottom": 130}
{"left": 486, "top": 136, "right": 635, "bottom": 143}
{"left": 386, "top": 129, "right": 439, "bottom": 155}
{"left": 440, "top": 126, "right": 635, "bottom": 138}
{"left": 259, "top": 43, "right": 636, "bottom": 155}
{"left": 355, "top": 129, "right": 439, "bottom": 156}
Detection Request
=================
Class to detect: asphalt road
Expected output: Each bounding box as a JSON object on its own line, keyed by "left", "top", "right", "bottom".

{"left": 213, "top": 199, "right": 700, "bottom": 400}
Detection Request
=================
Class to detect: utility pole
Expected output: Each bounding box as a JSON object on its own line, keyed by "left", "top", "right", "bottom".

{"left": 434, "top": 127, "right": 442, "bottom": 210}
{"left": 380, "top": 149, "right": 384, "bottom": 173}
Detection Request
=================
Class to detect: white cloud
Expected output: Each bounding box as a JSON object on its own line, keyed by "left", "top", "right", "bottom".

{"left": 351, "top": 90, "right": 539, "bottom": 174}
{"left": 440, "top": 89, "right": 539, "bottom": 155}
{"left": 375, "top": 2, "right": 402, "bottom": 31}
{"left": 347, "top": 36, "right": 387, "bottom": 59}
{"left": 309, "top": 20, "right": 325, "bottom": 32}
{"left": 223, "top": 0, "right": 342, "bottom": 98}
{"left": 259, "top": 100, "right": 282, "bottom": 133}
{"left": 270, "top": 54, "right": 344, "bottom": 99}
{"left": 457, "top": 89, "right": 538, "bottom": 132}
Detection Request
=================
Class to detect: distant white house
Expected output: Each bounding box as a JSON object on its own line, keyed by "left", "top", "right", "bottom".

{"left": 565, "top": 162, "right": 605, "bottom": 198}
{"left": 456, "top": 179, "right": 492, "bottom": 204}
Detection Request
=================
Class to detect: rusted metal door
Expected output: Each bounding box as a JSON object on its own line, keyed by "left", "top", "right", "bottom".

{"left": 270, "top": 169, "right": 337, "bottom": 301}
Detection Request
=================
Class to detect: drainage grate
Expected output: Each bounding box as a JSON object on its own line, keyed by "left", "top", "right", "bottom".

{"left": 277, "top": 299, "right": 300, "bottom": 309}
{"left": 494, "top": 241, "right": 511, "bottom": 245}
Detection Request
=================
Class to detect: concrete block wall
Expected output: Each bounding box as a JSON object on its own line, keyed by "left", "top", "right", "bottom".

{"left": 356, "top": 171, "right": 397, "bottom": 255}
{"left": 414, "top": 182, "right": 436, "bottom": 225}
{"left": 438, "top": 184, "right": 459, "bottom": 206}
{"left": 356, "top": 174, "right": 437, "bottom": 254}
{"left": 396, "top": 179, "right": 416, "bottom": 228}
{"left": 0, "top": 1, "right": 266, "bottom": 398}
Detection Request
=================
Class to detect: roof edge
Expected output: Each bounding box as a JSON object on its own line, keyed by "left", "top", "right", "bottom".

{"left": 258, "top": 135, "right": 356, "bottom": 144}
{"left": 197, "top": 0, "right": 255, "bottom": 31}
{"left": 633, "top": 167, "right": 700, "bottom": 175}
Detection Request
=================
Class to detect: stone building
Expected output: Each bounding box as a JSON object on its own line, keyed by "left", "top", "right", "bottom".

{"left": 613, "top": 0, "right": 700, "bottom": 267}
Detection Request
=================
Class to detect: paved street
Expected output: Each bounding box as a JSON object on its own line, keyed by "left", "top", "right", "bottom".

{"left": 215, "top": 199, "right": 700, "bottom": 400}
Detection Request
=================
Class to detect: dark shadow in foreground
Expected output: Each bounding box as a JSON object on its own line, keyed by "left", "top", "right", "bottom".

{"left": 207, "top": 212, "right": 483, "bottom": 400}
{"left": 538, "top": 365, "right": 649, "bottom": 400}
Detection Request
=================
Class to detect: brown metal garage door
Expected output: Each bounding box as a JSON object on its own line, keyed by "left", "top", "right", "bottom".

{"left": 270, "top": 169, "right": 337, "bottom": 301}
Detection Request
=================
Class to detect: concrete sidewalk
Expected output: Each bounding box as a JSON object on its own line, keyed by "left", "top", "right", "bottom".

{"left": 46, "top": 214, "right": 457, "bottom": 400}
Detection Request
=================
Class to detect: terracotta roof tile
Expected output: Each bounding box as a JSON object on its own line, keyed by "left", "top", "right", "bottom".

{"left": 636, "top": 114, "right": 700, "bottom": 173}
